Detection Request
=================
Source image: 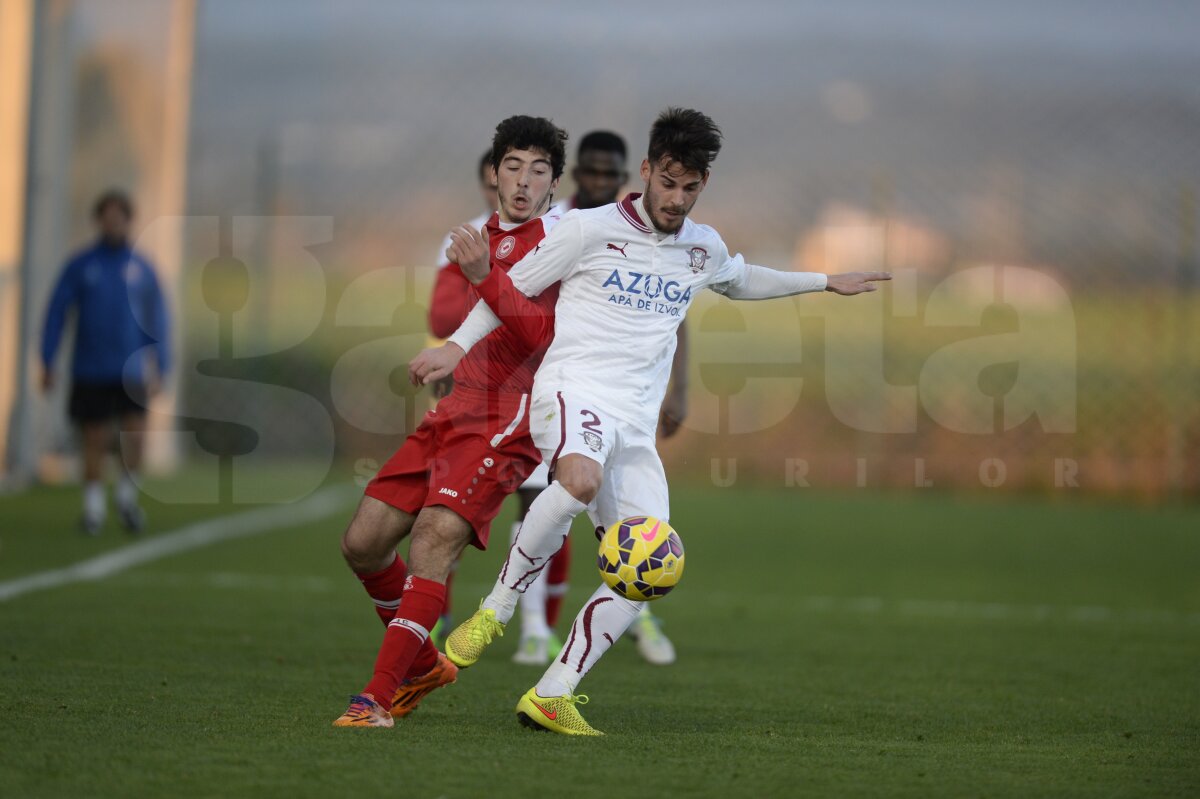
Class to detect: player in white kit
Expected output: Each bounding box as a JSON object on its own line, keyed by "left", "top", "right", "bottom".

{"left": 416, "top": 108, "right": 889, "bottom": 735}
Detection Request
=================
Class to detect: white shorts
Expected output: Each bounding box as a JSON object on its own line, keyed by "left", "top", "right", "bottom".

{"left": 518, "top": 461, "right": 550, "bottom": 491}
{"left": 529, "top": 389, "right": 670, "bottom": 531}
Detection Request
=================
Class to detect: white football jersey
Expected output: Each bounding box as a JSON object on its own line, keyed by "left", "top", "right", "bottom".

{"left": 505, "top": 193, "right": 749, "bottom": 431}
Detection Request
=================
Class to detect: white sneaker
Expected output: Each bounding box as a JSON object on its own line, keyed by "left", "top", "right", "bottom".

{"left": 512, "top": 634, "right": 550, "bottom": 666}
{"left": 631, "top": 611, "right": 676, "bottom": 665}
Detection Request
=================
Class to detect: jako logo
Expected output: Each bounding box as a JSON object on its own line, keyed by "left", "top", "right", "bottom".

{"left": 438, "top": 487, "right": 459, "bottom": 498}
{"left": 602, "top": 270, "right": 693, "bottom": 303}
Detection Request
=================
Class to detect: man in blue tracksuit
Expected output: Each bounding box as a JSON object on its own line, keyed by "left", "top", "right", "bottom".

{"left": 40, "top": 190, "right": 170, "bottom": 534}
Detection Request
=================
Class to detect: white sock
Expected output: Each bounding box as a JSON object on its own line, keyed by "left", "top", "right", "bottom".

{"left": 483, "top": 482, "right": 587, "bottom": 624}
{"left": 519, "top": 570, "right": 551, "bottom": 639}
{"left": 83, "top": 481, "right": 106, "bottom": 521}
{"left": 512, "top": 520, "right": 552, "bottom": 638}
{"left": 116, "top": 472, "right": 139, "bottom": 511}
{"left": 536, "top": 583, "right": 640, "bottom": 698}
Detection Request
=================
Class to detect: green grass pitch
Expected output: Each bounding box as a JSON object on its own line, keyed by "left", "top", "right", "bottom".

{"left": 0, "top": 478, "right": 1197, "bottom": 798}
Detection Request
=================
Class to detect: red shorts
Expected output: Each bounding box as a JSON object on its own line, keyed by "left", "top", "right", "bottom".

{"left": 365, "top": 385, "right": 539, "bottom": 549}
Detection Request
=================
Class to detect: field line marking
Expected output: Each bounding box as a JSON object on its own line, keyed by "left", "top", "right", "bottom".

{"left": 0, "top": 484, "right": 355, "bottom": 603}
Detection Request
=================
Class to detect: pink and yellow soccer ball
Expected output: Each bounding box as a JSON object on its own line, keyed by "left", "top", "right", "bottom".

{"left": 597, "top": 516, "right": 685, "bottom": 601}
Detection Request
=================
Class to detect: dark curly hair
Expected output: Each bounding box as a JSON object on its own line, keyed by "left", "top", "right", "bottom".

{"left": 490, "top": 116, "right": 569, "bottom": 180}
{"left": 647, "top": 108, "right": 723, "bottom": 175}
{"left": 92, "top": 188, "right": 134, "bottom": 220}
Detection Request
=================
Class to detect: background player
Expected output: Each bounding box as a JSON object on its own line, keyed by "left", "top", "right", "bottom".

{"left": 425, "top": 108, "right": 890, "bottom": 735}
{"left": 552, "top": 129, "right": 628, "bottom": 214}
{"left": 40, "top": 189, "right": 170, "bottom": 536}
{"left": 514, "top": 130, "right": 685, "bottom": 667}
{"left": 333, "top": 116, "right": 567, "bottom": 728}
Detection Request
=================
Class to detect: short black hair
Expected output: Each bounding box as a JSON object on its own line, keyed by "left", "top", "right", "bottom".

{"left": 647, "top": 108, "right": 722, "bottom": 175}
{"left": 92, "top": 189, "right": 133, "bottom": 220}
{"left": 490, "top": 116, "right": 568, "bottom": 180}
{"left": 477, "top": 149, "right": 492, "bottom": 181}
{"left": 578, "top": 130, "right": 626, "bottom": 160}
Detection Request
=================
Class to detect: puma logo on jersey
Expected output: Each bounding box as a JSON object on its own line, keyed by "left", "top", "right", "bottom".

{"left": 606, "top": 242, "right": 629, "bottom": 257}
{"left": 438, "top": 487, "right": 459, "bottom": 498}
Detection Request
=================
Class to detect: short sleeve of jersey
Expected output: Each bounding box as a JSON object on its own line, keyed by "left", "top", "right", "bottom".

{"left": 435, "top": 232, "right": 454, "bottom": 267}
{"left": 436, "top": 211, "right": 492, "bottom": 268}
{"left": 705, "top": 235, "right": 747, "bottom": 296}
{"left": 508, "top": 210, "right": 585, "bottom": 298}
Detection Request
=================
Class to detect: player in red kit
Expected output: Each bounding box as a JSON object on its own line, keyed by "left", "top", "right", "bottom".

{"left": 333, "top": 115, "right": 568, "bottom": 727}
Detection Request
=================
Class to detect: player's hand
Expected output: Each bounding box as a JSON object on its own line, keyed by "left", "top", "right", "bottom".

{"left": 40, "top": 368, "right": 54, "bottom": 394}
{"left": 146, "top": 375, "right": 162, "bottom": 398}
{"left": 825, "top": 271, "right": 891, "bottom": 295}
{"left": 409, "top": 342, "right": 465, "bottom": 387}
{"left": 659, "top": 386, "right": 688, "bottom": 438}
{"left": 447, "top": 223, "right": 490, "bottom": 285}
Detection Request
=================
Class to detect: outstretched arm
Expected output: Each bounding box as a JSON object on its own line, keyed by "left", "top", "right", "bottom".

{"left": 717, "top": 258, "right": 889, "bottom": 300}
{"left": 823, "top": 272, "right": 892, "bottom": 295}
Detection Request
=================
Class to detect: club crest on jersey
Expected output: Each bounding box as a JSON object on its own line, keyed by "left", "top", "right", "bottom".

{"left": 581, "top": 431, "right": 603, "bottom": 453}
{"left": 496, "top": 235, "right": 517, "bottom": 259}
{"left": 688, "top": 247, "right": 709, "bottom": 273}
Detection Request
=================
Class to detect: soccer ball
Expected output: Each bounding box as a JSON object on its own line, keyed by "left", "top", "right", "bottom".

{"left": 596, "top": 516, "right": 685, "bottom": 601}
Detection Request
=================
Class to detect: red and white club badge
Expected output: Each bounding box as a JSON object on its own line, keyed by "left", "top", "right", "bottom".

{"left": 688, "top": 247, "right": 709, "bottom": 273}
{"left": 496, "top": 235, "right": 517, "bottom": 259}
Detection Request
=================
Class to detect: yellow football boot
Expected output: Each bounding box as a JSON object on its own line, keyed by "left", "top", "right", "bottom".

{"left": 444, "top": 605, "right": 505, "bottom": 668}
{"left": 515, "top": 688, "right": 603, "bottom": 736}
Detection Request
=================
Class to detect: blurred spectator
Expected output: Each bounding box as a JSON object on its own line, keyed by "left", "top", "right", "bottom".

{"left": 40, "top": 189, "right": 170, "bottom": 535}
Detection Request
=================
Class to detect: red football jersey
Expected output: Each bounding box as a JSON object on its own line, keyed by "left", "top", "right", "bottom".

{"left": 447, "top": 211, "right": 560, "bottom": 395}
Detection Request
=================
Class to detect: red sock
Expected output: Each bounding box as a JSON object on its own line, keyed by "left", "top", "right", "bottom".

{"left": 355, "top": 554, "right": 407, "bottom": 625}
{"left": 364, "top": 577, "right": 447, "bottom": 702}
{"left": 545, "top": 538, "right": 571, "bottom": 629}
